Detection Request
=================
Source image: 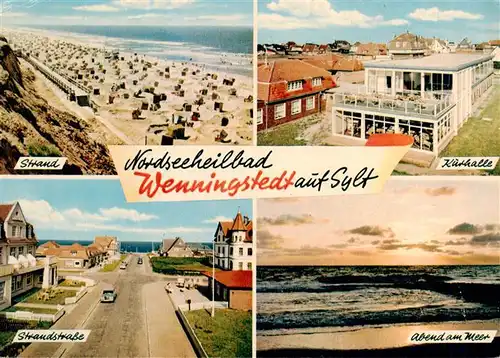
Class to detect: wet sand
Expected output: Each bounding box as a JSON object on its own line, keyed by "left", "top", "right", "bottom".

{"left": 258, "top": 320, "right": 500, "bottom": 356}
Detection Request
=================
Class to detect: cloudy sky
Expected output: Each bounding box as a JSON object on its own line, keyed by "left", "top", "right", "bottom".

{"left": 0, "top": 0, "right": 252, "bottom": 27}
{"left": 0, "top": 178, "right": 251, "bottom": 243}
{"left": 257, "top": 179, "right": 500, "bottom": 266}
{"left": 258, "top": 0, "right": 499, "bottom": 44}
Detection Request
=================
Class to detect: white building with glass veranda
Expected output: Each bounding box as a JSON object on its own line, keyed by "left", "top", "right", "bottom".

{"left": 331, "top": 53, "right": 494, "bottom": 157}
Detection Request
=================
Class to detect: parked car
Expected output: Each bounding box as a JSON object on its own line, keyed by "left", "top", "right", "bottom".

{"left": 100, "top": 285, "right": 117, "bottom": 303}
{"left": 137, "top": 257, "right": 143, "bottom": 264}
{"left": 119, "top": 262, "right": 127, "bottom": 270}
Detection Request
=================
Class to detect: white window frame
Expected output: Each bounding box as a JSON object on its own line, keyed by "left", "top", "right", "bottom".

{"left": 257, "top": 108, "right": 263, "bottom": 125}
{"left": 274, "top": 103, "right": 285, "bottom": 120}
{"left": 287, "top": 80, "right": 303, "bottom": 91}
{"left": 306, "top": 96, "right": 315, "bottom": 110}
{"left": 312, "top": 77, "right": 322, "bottom": 87}
{"left": 0, "top": 281, "right": 4, "bottom": 300}
{"left": 291, "top": 99, "right": 301, "bottom": 115}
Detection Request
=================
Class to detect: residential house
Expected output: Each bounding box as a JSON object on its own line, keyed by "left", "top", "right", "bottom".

{"left": 0, "top": 202, "right": 58, "bottom": 311}
{"left": 456, "top": 37, "right": 475, "bottom": 52}
{"left": 302, "top": 43, "right": 319, "bottom": 55}
{"left": 213, "top": 211, "right": 252, "bottom": 271}
{"left": 331, "top": 53, "right": 494, "bottom": 160}
{"left": 94, "top": 236, "right": 120, "bottom": 258}
{"left": 488, "top": 40, "right": 500, "bottom": 48}
{"left": 427, "top": 38, "right": 450, "bottom": 54}
{"left": 160, "top": 237, "right": 193, "bottom": 257}
{"left": 388, "top": 32, "right": 426, "bottom": 59}
{"left": 257, "top": 59, "right": 337, "bottom": 131}
{"left": 299, "top": 54, "right": 364, "bottom": 74}
{"left": 356, "top": 43, "right": 388, "bottom": 59}
{"left": 38, "top": 242, "right": 106, "bottom": 270}
{"left": 203, "top": 270, "right": 252, "bottom": 310}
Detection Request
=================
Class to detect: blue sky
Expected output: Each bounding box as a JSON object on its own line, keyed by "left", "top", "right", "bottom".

{"left": 0, "top": 178, "right": 252, "bottom": 243}
{"left": 0, "top": 0, "right": 253, "bottom": 26}
{"left": 258, "top": 0, "right": 499, "bottom": 44}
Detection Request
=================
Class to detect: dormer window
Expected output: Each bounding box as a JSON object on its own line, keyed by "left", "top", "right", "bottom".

{"left": 287, "top": 80, "right": 303, "bottom": 91}
{"left": 312, "top": 77, "right": 322, "bottom": 87}
{"left": 71, "top": 251, "right": 77, "bottom": 256}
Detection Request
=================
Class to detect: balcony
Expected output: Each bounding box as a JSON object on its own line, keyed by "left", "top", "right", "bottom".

{"left": 333, "top": 92, "right": 453, "bottom": 119}
{"left": 0, "top": 265, "right": 14, "bottom": 277}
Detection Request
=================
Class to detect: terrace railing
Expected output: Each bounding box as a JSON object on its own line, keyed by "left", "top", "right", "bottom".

{"left": 333, "top": 92, "right": 453, "bottom": 118}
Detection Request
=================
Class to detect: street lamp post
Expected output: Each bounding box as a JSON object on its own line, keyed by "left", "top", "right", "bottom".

{"left": 211, "top": 241, "right": 215, "bottom": 317}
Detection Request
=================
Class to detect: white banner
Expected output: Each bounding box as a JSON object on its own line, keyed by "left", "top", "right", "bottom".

{"left": 409, "top": 330, "right": 497, "bottom": 344}
{"left": 109, "top": 145, "right": 411, "bottom": 202}
{"left": 436, "top": 157, "right": 499, "bottom": 170}
{"left": 13, "top": 330, "right": 91, "bottom": 343}
{"left": 14, "top": 157, "right": 67, "bottom": 170}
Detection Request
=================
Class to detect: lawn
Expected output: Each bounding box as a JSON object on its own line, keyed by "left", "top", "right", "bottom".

{"left": 441, "top": 85, "right": 500, "bottom": 175}
{"left": 23, "top": 288, "right": 76, "bottom": 305}
{"left": 257, "top": 119, "right": 309, "bottom": 146}
{"left": 100, "top": 254, "right": 128, "bottom": 272}
{"left": 11, "top": 288, "right": 40, "bottom": 305}
{"left": 0, "top": 319, "right": 51, "bottom": 356}
{"left": 58, "top": 279, "right": 85, "bottom": 287}
{"left": 185, "top": 309, "right": 252, "bottom": 358}
{"left": 3, "top": 306, "right": 59, "bottom": 314}
{"left": 150, "top": 257, "right": 215, "bottom": 275}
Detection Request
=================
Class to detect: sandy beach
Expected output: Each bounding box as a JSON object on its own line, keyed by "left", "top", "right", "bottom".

{"left": 258, "top": 319, "right": 500, "bottom": 352}
{"left": 5, "top": 27, "right": 253, "bottom": 146}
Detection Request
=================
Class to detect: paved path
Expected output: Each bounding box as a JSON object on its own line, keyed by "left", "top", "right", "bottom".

{"left": 20, "top": 254, "right": 194, "bottom": 358}
{"left": 143, "top": 282, "right": 196, "bottom": 358}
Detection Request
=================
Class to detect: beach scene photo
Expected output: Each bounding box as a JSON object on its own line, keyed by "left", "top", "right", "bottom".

{"left": 0, "top": 178, "right": 252, "bottom": 357}
{"left": 257, "top": 0, "right": 500, "bottom": 175}
{"left": 0, "top": 0, "right": 253, "bottom": 174}
{"left": 256, "top": 179, "right": 500, "bottom": 357}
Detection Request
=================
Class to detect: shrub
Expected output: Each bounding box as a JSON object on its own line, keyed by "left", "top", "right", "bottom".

{"left": 26, "top": 140, "right": 61, "bottom": 157}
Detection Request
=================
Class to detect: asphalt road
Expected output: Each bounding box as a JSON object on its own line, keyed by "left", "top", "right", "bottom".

{"left": 61, "top": 255, "right": 161, "bottom": 358}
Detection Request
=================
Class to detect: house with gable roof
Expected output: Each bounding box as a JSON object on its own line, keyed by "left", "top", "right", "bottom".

{"left": 257, "top": 59, "right": 337, "bottom": 131}
{"left": 160, "top": 237, "right": 193, "bottom": 257}
{"left": 0, "top": 202, "right": 58, "bottom": 310}
{"left": 213, "top": 210, "right": 253, "bottom": 271}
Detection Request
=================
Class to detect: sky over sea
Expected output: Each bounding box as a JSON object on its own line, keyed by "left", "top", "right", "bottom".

{"left": 0, "top": 0, "right": 253, "bottom": 27}
{"left": 258, "top": 0, "right": 499, "bottom": 44}
{"left": 0, "top": 178, "right": 251, "bottom": 243}
{"left": 257, "top": 180, "right": 500, "bottom": 266}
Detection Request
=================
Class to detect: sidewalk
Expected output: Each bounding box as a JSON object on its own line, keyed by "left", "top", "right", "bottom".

{"left": 19, "top": 284, "right": 102, "bottom": 358}
{"left": 143, "top": 281, "right": 196, "bottom": 358}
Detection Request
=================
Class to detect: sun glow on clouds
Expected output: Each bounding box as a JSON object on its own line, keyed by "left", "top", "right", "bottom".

{"left": 257, "top": 181, "right": 500, "bottom": 265}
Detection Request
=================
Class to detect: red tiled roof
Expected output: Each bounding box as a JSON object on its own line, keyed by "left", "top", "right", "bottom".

{"left": 203, "top": 270, "right": 252, "bottom": 289}
{"left": 258, "top": 59, "right": 336, "bottom": 103}
{"left": 489, "top": 40, "right": 500, "bottom": 46}
{"left": 231, "top": 212, "right": 246, "bottom": 231}
{"left": 332, "top": 57, "right": 364, "bottom": 71}
{"left": 0, "top": 204, "right": 13, "bottom": 221}
{"left": 356, "top": 43, "right": 387, "bottom": 57}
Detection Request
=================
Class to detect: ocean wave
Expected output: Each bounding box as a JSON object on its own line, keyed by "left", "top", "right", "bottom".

{"left": 256, "top": 305, "right": 500, "bottom": 331}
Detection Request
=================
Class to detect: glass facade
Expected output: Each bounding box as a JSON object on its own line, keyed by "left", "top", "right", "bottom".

{"left": 336, "top": 109, "right": 442, "bottom": 153}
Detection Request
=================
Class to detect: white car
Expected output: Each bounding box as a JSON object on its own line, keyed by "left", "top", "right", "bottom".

{"left": 119, "top": 262, "right": 127, "bottom": 270}
{"left": 100, "top": 286, "right": 117, "bottom": 303}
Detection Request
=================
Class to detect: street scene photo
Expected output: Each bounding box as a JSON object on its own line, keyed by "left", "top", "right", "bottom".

{"left": 0, "top": 0, "right": 253, "bottom": 174}
{"left": 256, "top": 179, "right": 500, "bottom": 357}
{"left": 0, "top": 178, "right": 253, "bottom": 357}
{"left": 257, "top": 0, "right": 500, "bottom": 175}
